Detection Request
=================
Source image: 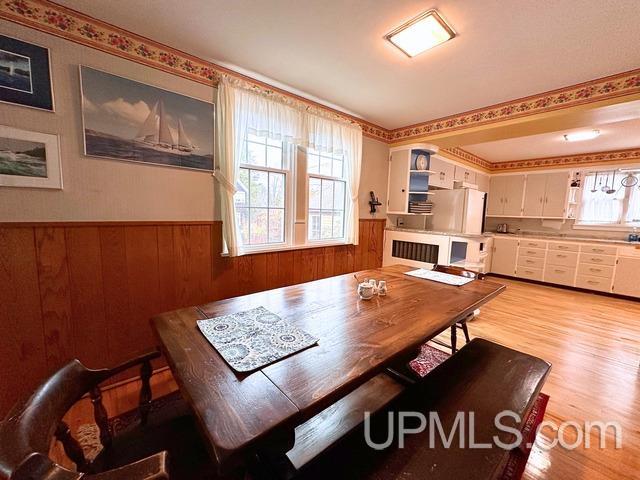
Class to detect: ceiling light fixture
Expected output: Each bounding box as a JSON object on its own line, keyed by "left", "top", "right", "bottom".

{"left": 563, "top": 130, "right": 600, "bottom": 142}
{"left": 385, "top": 9, "right": 456, "bottom": 58}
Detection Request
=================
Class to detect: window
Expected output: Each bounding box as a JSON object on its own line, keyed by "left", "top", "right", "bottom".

{"left": 307, "top": 149, "right": 346, "bottom": 241}
{"left": 577, "top": 171, "right": 640, "bottom": 227}
{"left": 234, "top": 134, "right": 289, "bottom": 247}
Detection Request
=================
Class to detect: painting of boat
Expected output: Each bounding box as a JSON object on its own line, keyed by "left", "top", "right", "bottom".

{"left": 80, "top": 66, "right": 214, "bottom": 171}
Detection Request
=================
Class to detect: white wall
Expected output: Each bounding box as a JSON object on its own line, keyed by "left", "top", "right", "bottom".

{"left": 0, "top": 22, "right": 390, "bottom": 222}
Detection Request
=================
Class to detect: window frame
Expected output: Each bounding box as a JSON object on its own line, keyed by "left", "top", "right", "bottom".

{"left": 574, "top": 169, "right": 640, "bottom": 230}
{"left": 306, "top": 149, "right": 348, "bottom": 244}
{"left": 234, "top": 135, "right": 296, "bottom": 253}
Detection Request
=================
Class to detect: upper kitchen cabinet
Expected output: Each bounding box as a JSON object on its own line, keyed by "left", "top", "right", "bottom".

{"left": 454, "top": 165, "right": 476, "bottom": 185}
{"left": 522, "top": 172, "right": 570, "bottom": 218}
{"left": 475, "top": 172, "right": 490, "bottom": 192}
{"left": 387, "top": 144, "right": 438, "bottom": 214}
{"left": 428, "top": 154, "right": 455, "bottom": 189}
{"left": 487, "top": 174, "right": 525, "bottom": 216}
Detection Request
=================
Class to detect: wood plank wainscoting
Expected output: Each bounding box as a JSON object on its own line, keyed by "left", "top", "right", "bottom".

{"left": 0, "top": 219, "right": 385, "bottom": 417}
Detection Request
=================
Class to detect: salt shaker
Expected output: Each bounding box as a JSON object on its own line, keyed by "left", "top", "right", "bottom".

{"left": 377, "top": 280, "right": 387, "bottom": 296}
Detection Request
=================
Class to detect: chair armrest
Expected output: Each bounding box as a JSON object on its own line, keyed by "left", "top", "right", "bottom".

{"left": 103, "top": 350, "right": 161, "bottom": 378}
{"left": 85, "top": 452, "right": 168, "bottom": 480}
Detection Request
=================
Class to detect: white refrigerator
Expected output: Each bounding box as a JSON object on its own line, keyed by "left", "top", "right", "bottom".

{"left": 431, "top": 188, "right": 486, "bottom": 234}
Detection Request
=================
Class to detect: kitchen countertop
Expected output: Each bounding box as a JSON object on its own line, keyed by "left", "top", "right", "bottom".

{"left": 490, "top": 232, "right": 640, "bottom": 247}
{"left": 385, "top": 226, "right": 640, "bottom": 246}
{"left": 385, "top": 226, "right": 490, "bottom": 239}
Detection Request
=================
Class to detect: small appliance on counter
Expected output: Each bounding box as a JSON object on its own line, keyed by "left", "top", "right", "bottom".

{"left": 496, "top": 223, "right": 509, "bottom": 233}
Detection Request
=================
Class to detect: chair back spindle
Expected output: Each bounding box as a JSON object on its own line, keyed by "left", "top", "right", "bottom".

{"left": 139, "top": 360, "right": 153, "bottom": 426}
{"left": 54, "top": 421, "right": 88, "bottom": 472}
{"left": 90, "top": 386, "right": 112, "bottom": 449}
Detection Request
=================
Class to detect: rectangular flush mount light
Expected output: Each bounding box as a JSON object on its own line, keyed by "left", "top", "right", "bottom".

{"left": 385, "top": 9, "right": 456, "bottom": 57}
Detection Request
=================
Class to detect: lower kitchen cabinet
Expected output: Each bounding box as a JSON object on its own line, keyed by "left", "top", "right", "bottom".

{"left": 490, "top": 235, "right": 640, "bottom": 299}
{"left": 490, "top": 237, "right": 518, "bottom": 275}
{"left": 612, "top": 256, "right": 640, "bottom": 297}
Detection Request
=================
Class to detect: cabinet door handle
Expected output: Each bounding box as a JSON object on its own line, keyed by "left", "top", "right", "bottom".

{"left": 558, "top": 245, "right": 569, "bottom": 249}
{"left": 592, "top": 248, "right": 604, "bottom": 253}
{"left": 545, "top": 197, "right": 549, "bottom": 203}
{"left": 591, "top": 257, "right": 602, "bottom": 262}
{"left": 526, "top": 250, "right": 536, "bottom": 254}
{"left": 556, "top": 254, "right": 567, "bottom": 258}
{"left": 526, "top": 260, "right": 534, "bottom": 264}
{"left": 587, "top": 280, "right": 599, "bottom": 285}
{"left": 554, "top": 269, "right": 565, "bottom": 273}
{"left": 539, "top": 197, "right": 543, "bottom": 204}
{"left": 589, "top": 268, "right": 601, "bottom": 272}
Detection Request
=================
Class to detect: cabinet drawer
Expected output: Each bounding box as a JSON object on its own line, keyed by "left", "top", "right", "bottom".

{"left": 516, "top": 266, "right": 543, "bottom": 281}
{"left": 520, "top": 239, "right": 547, "bottom": 249}
{"left": 576, "top": 274, "right": 611, "bottom": 293}
{"left": 580, "top": 244, "right": 617, "bottom": 255}
{"left": 548, "top": 242, "right": 579, "bottom": 252}
{"left": 579, "top": 253, "right": 616, "bottom": 266}
{"left": 517, "top": 256, "right": 545, "bottom": 269}
{"left": 519, "top": 247, "right": 546, "bottom": 258}
{"left": 577, "top": 263, "right": 614, "bottom": 279}
{"left": 544, "top": 266, "right": 576, "bottom": 286}
{"left": 546, "top": 251, "right": 578, "bottom": 267}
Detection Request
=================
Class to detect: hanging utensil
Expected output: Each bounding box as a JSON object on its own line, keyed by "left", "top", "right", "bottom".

{"left": 621, "top": 173, "right": 638, "bottom": 188}
{"left": 591, "top": 172, "right": 599, "bottom": 192}
{"left": 606, "top": 172, "right": 616, "bottom": 194}
{"left": 601, "top": 172, "right": 610, "bottom": 192}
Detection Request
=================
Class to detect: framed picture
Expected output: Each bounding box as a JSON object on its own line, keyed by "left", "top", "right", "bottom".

{"left": 0, "top": 125, "right": 62, "bottom": 189}
{"left": 80, "top": 66, "right": 214, "bottom": 172}
{"left": 0, "top": 35, "right": 54, "bottom": 111}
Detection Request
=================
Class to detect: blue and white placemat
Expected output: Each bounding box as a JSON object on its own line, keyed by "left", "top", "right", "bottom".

{"left": 197, "top": 306, "right": 318, "bottom": 373}
{"left": 404, "top": 268, "right": 474, "bottom": 286}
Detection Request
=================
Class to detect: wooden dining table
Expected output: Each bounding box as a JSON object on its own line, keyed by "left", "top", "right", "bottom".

{"left": 151, "top": 264, "right": 505, "bottom": 475}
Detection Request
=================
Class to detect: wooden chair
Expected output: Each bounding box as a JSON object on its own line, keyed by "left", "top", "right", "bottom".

{"left": 0, "top": 352, "right": 214, "bottom": 480}
{"left": 431, "top": 264, "right": 485, "bottom": 353}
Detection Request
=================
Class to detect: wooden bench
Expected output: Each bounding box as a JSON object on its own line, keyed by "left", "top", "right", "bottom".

{"left": 297, "top": 338, "right": 551, "bottom": 480}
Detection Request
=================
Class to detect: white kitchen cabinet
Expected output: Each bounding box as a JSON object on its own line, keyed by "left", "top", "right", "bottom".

{"left": 522, "top": 172, "right": 569, "bottom": 218}
{"left": 491, "top": 236, "right": 519, "bottom": 275}
{"left": 475, "top": 173, "right": 490, "bottom": 193}
{"left": 487, "top": 176, "right": 506, "bottom": 216}
{"left": 522, "top": 173, "right": 547, "bottom": 217}
{"left": 542, "top": 172, "right": 570, "bottom": 218}
{"left": 454, "top": 165, "right": 476, "bottom": 185}
{"left": 503, "top": 175, "right": 526, "bottom": 216}
{"left": 387, "top": 150, "right": 410, "bottom": 213}
{"left": 612, "top": 256, "right": 640, "bottom": 297}
{"left": 428, "top": 155, "right": 455, "bottom": 189}
{"left": 487, "top": 175, "right": 525, "bottom": 216}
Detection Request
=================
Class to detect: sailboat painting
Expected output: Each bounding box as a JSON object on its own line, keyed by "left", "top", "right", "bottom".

{"left": 80, "top": 66, "right": 214, "bottom": 171}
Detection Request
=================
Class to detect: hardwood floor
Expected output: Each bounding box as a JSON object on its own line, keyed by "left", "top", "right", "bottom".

{"left": 52, "top": 277, "right": 640, "bottom": 479}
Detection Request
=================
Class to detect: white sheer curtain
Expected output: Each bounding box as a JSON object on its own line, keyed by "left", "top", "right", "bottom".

{"left": 578, "top": 173, "right": 625, "bottom": 224}
{"left": 216, "top": 75, "right": 363, "bottom": 255}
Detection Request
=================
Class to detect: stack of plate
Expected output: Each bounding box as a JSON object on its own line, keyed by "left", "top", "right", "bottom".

{"left": 409, "top": 201, "right": 433, "bottom": 214}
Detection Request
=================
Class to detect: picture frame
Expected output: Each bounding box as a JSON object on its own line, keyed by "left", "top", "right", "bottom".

{"left": 79, "top": 65, "right": 215, "bottom": 172}
{"left": 0, "top": 125, "right": 62, "bottom": 189}
{"left": 0, "top": 35, "right": 54, "bottom": 111}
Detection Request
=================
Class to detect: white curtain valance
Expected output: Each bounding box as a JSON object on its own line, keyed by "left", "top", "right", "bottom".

{"left": 216, "top": 75, "right": 363, "bottom": 256}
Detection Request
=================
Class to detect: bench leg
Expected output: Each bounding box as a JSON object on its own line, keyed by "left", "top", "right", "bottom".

{"left": 450, "top": 325, "right": 457, "bottom": 353}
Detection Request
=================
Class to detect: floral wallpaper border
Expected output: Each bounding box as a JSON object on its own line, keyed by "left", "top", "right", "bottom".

{"left": 1, "top": 0, "right": 640, "bottom": 152}
{"left": 441, "top": 147, "right": 492, "bottom": 170}
{"left": 490, "top": 148, "right": 640, "bottom": 172}
{"left": 390, "top": 68, "right": 640, "bottom": 142}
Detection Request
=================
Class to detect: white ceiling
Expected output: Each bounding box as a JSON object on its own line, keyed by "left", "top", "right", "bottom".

{"left": 464, "top": 117, "right": 640, "bottom": 163}
{"left": 57, "top": 0, "right": 640, "bottom": 129}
